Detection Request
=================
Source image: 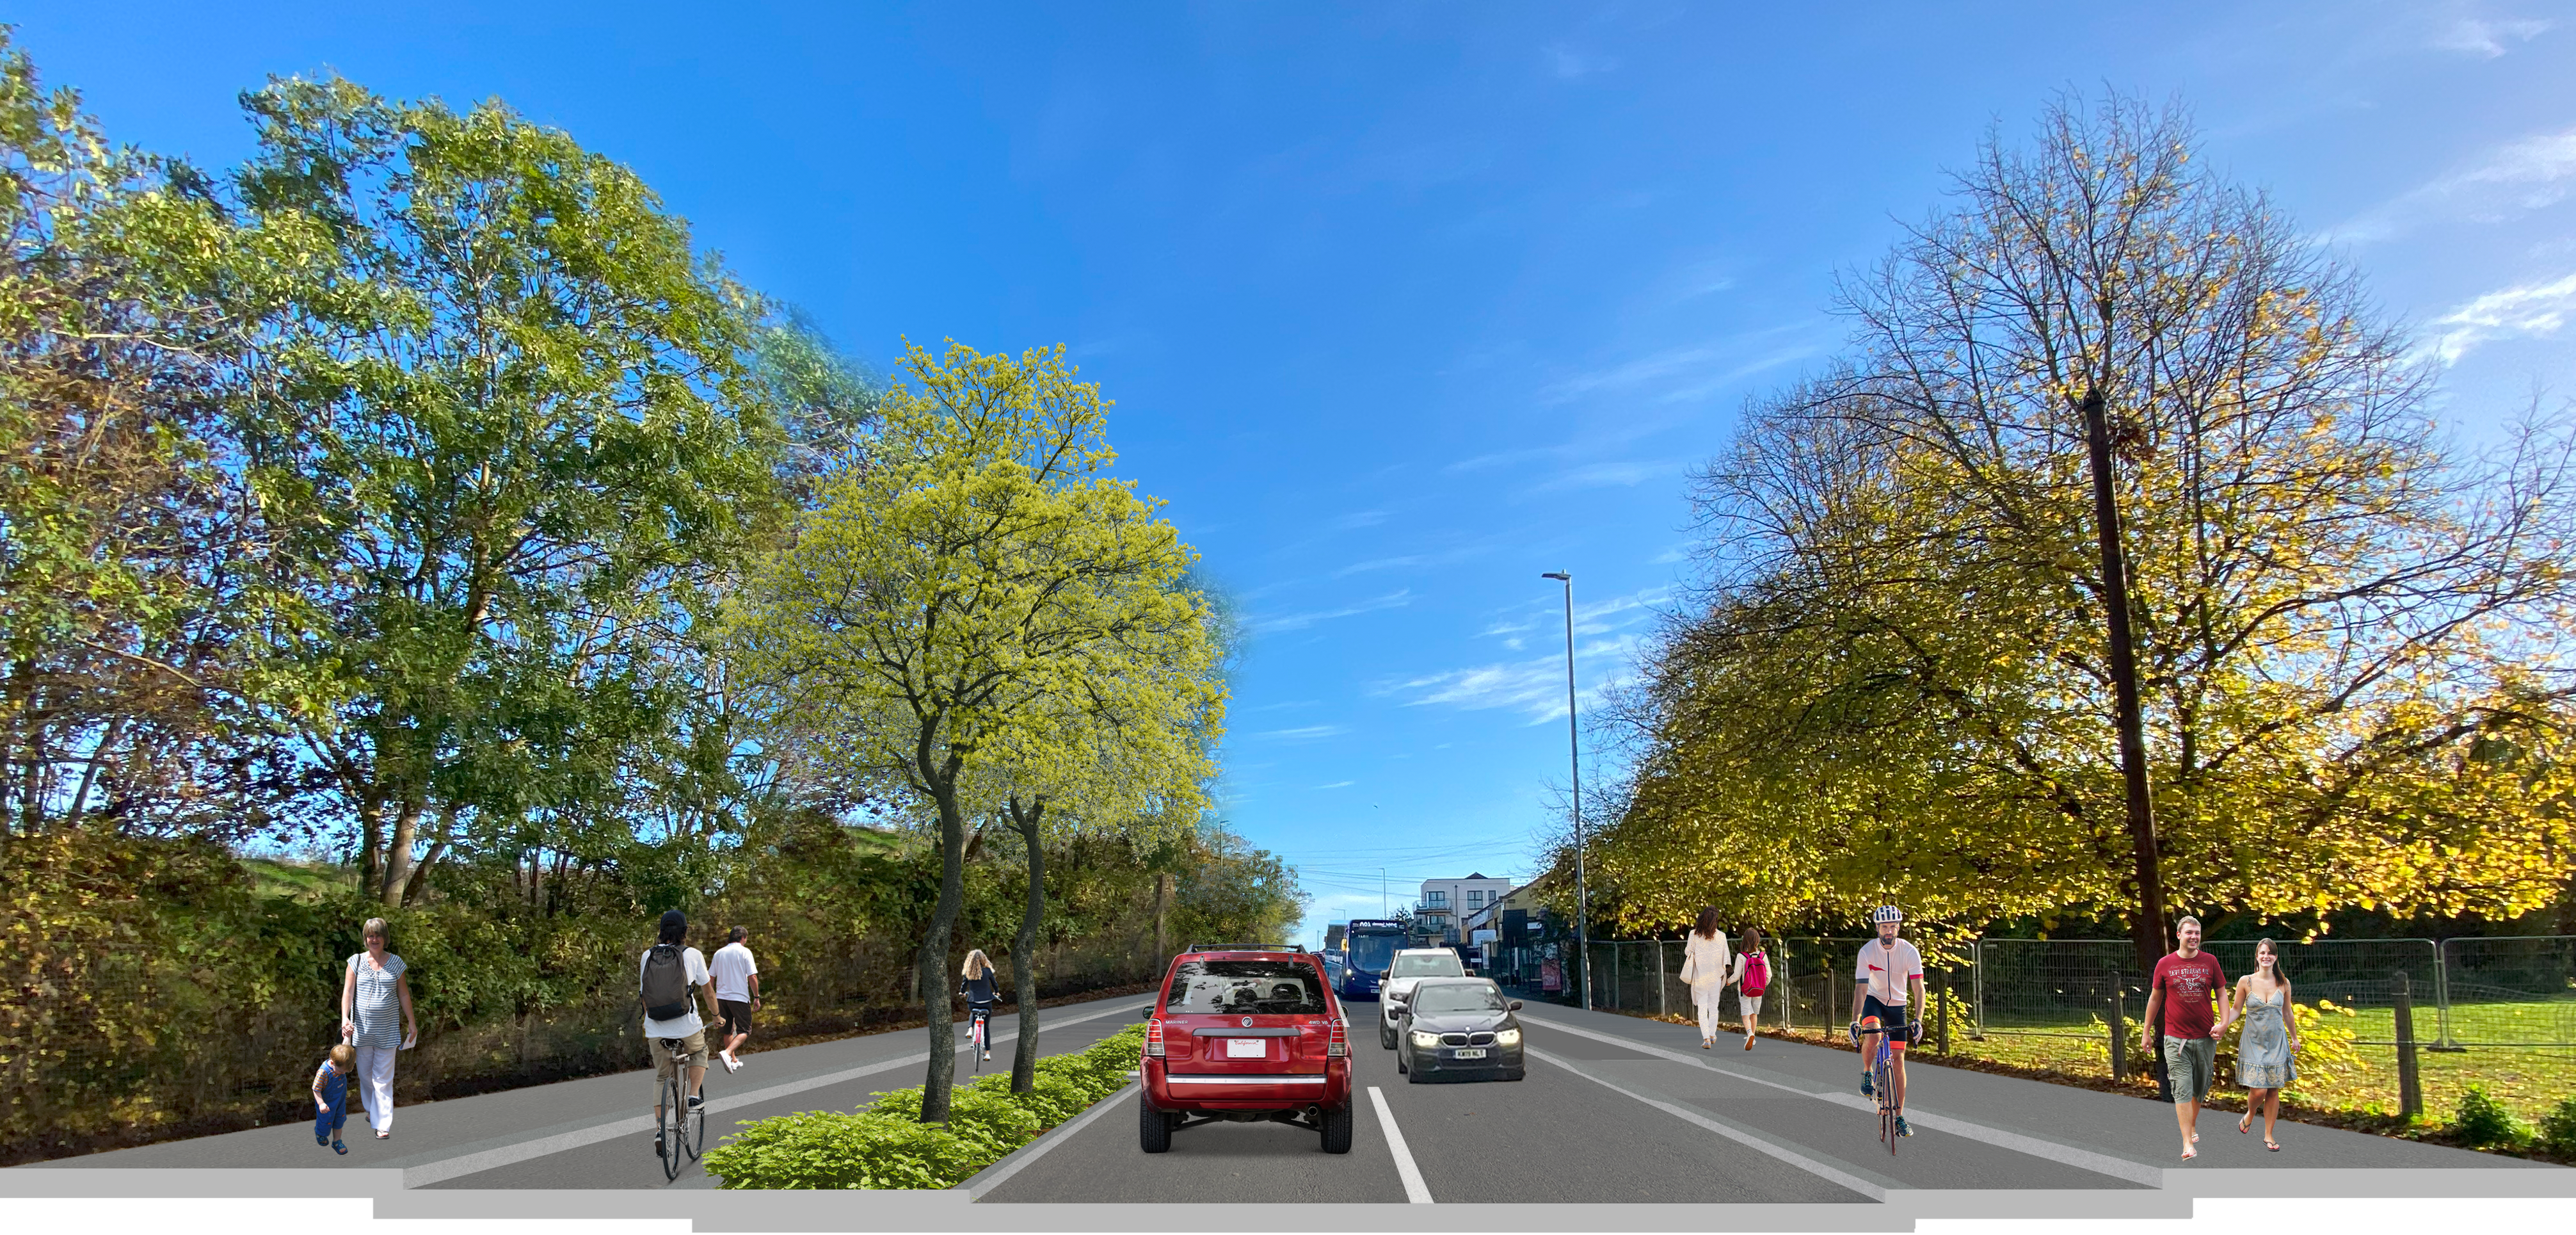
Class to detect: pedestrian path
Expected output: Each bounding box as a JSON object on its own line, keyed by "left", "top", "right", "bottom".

{"left": 12, "top": 992, "right": 1140, "bottom": 1188}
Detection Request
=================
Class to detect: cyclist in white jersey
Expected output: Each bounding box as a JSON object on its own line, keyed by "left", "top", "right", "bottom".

{"left": 1850, "top": 906, "right": 1924, "bottom": 1137}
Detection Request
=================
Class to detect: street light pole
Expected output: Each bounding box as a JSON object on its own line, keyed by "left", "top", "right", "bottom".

{"left": 1540, "top": 571, "right": 1590, "bottom": 1012}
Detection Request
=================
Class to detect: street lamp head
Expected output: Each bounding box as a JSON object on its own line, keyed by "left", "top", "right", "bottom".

{"left": 1540, "top": 571, "right": 1569, "bottom": 581}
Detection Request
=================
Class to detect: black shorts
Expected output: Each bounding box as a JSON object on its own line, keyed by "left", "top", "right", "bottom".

{"left": 718, "top": 999, "right": 753, "bottom": 1038}
{"left": 1859, "top": 994, "right": 1913, "bottom": 1047}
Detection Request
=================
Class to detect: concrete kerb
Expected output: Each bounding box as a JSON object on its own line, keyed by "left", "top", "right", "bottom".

{"left": 951, "top": 1079, "right": 1139, "bottom": 1199}
{"left": 1519, "top": 1006, "right": 2167, "bottom": 1188}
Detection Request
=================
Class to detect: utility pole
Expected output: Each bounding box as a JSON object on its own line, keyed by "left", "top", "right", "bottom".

{"left": 1541, "top": 571, "right": 1590, "bottom": 1011}
{"left": 2078, "top": 387, "right": 2168, "bottom": 981}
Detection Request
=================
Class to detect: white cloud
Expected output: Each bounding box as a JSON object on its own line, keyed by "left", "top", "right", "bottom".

{"left": 1385, "top": 587, "right": 1668, "bottom": 722}
{"left": 2329, "top": 126, "right": 2576, "bottom": 244}
{"left": 1315, "top": 780, "right": 1355, "bottom": 790}
{"left": 1247, "top": 589, "right": 1412, "bottom": 634}
{"left": 1535, "top": 326, "right": 1817, "bottom": 407}
{"left": 1521, "top": 458, "right": 1688, "bottom": 497}
{"left": 2431, "top": 16, "right": 2552, "bottom": 57}
{"left": 1329, "top": 508, "right": 1390, "bottom": 531}
{"left": 2425, "top": 271, "right": 2576, "bottom": 364}
{"left": 1256, "top": 724, "right": 1348, "bottom": 741}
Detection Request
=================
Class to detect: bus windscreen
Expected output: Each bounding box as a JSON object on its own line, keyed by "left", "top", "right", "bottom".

{"left": 1348, "top": 932, "right": 1400, "bottom": 975}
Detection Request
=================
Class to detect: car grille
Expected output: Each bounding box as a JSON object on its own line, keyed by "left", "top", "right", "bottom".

{"left": 1438, "top": 1032, "right": 1498, "bottom": 1047}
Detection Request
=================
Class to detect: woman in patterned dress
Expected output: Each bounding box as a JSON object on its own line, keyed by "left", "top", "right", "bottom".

{"left": 339, "top": 916, "right": 417, "bottom": 1140}
{"left": 2232, "top": 938, "right": 2297, "bottom": 1151}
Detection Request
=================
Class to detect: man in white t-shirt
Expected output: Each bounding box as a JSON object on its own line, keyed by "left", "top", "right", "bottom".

{"left": 640, "top": 909, "right": 719, "bottom": 1157}
{"left": 1850, "top": 905, "right": 1925, "bottom": 1138}
{"left": 710, "top": 926, "right": 762, "bottom": 1072}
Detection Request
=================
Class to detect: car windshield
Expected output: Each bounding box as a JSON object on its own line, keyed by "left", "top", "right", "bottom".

{"left": 1165, "top": 960, "right": 1327, "bottom": 1015}
{"left": 1410, "top": 983, "right": 1507, "bottom": 1014}
{"left": 1390, "top": 954, "right": 1463, "bottom": 978}
{"left": 1348, "top": 933, "right": 1400, "bottom": 974}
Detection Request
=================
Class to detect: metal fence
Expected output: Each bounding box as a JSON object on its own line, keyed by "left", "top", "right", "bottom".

{"left": 1493, "top": 933, "right": 2576, "bottom": 1054}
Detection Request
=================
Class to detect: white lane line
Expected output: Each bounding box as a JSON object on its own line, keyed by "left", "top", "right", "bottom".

{"left": 403, "top": 1001, "right": 1135, "bottom": 1188}
{"left": 1516, "top": 1013, "right": 2163, "bottom": 1188}
{"left": 957, "top": 1081, "right": 1138, "bottom": 1199}
{"left": 1524, "top": 1045, "right": 1887, "bottom": 1202}
{"left": 1367, "top": 1086, "right": 1434, "bottom": 1204}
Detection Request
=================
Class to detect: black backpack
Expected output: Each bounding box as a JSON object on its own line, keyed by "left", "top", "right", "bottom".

{"left": 641, "top": 944, "right": 692, "bottom": 1021}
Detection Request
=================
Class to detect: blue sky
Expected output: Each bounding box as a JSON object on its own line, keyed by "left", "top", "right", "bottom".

{"left": 19, "top": 3, "right": 2573, "bottom": 944}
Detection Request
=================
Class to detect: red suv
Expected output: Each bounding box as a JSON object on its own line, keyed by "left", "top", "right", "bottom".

{"left": 1138, "top": 945, "right": 1353, "bottom": 1154}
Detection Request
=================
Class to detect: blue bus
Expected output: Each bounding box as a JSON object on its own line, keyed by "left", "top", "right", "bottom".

{"left": 1333, "top": 918, "right": 1409, "bottom": 1001}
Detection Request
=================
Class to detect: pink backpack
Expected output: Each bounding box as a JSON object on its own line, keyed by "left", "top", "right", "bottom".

{"left": 1740, "top": 950, "right": 1770, "bottom": 996}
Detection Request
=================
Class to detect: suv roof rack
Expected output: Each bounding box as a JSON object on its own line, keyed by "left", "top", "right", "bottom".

{"left": 1183, "top": 943, "right": 1302, "bottom": 953}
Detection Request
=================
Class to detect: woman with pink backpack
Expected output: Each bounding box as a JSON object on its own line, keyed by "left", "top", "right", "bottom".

{"left": 1726, "top": 926, "right": 1772, "bottom": 1050}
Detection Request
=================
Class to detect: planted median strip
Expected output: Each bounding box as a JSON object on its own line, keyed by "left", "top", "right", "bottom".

{"left": 702, "top": 1024, "right": 1147, "bottom": 1189}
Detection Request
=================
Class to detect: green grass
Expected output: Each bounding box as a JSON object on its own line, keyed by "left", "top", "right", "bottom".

{"left": 239, "top": 857, "right": 358, "bottom": 901}
{"left": 1958, "top": 1003, "right": 2576, "bottom": 1130}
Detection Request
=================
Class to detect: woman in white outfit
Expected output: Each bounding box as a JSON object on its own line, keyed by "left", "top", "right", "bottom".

{"left": 1681, "top": 907, "right": 1732, "bottom": 1050}
{"left": 339, "top": 916, "right": 415, "bottom": 1140}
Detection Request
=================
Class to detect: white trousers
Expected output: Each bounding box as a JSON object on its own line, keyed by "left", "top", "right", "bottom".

{"left": 353, "top": 1044, "right": 398, "bottom": 1133}
{"left": 1692, "top": 985, "right": 1727, "bottom": 1040}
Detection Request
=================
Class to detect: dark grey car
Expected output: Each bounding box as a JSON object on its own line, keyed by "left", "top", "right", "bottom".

{"left": 1391, "top": 978, "right": 1525, "bottom": 1083}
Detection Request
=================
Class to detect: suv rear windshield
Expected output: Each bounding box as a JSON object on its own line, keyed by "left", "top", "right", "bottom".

{"left": 1390, "top": 953, "right": 1463, "bottom": 978}
{"left": 1411, "top": 983, "right": 1508, "bottom": 1014}
{"left": 1164, "top": 960, "right": 1327, "bottom": 1015}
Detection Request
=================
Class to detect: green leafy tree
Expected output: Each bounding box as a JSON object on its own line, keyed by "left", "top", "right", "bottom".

{"left": 211, "top": 77, "right": 786, "bottom": 905}
{"left": 726, "top": 339, "right": 1222, "bottom": 1121}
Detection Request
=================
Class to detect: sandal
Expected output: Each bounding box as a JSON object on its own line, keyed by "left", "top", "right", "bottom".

{"left": 2180, "top": 1147, "right": 2196, "bottom": 1161}
{"left": 2238, "top": 1113, "right": 2252, "bottom": 1134}
{"left": 2266, "top": 1138, "right": 2280, "bottom": 1152}
{"left": 332, "top": 1140, "right": 347, "bottom": 1156}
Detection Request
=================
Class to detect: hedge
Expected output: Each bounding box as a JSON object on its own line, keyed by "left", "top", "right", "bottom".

{"left": 703, "top": 1022, "right": 1148, "bottom": 1188}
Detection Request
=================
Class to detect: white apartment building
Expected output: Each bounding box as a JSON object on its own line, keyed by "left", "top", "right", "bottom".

{"left": 1415, "top": 873, "right": 1514, "bottom": 945}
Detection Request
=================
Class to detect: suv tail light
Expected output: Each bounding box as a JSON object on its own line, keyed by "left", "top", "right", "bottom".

{"left": 1327, "top": 1016, "right": 1348, "bottom": 1058}
{"left": 1145, "top": 1016, "right": 1166, "bottom": 1058}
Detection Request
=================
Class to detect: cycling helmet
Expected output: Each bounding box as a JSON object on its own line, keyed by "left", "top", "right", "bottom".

{"left": 1870, "top": 905, "right": 1903, "bottom": 926}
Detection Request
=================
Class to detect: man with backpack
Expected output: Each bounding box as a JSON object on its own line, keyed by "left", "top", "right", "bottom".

{"left": 641, "top": 909, "right": 721, "bottom": 1155}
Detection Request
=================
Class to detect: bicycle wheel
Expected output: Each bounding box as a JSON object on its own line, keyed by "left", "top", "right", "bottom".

{"left": 660, "top": 1069, "right": 685, "bottom": 1181}
{"left": 1876, "top": 1045, "right": 1898, "bottom": 1156}
{"left": 685, "top": 1086, "right": 707, "bottom": 1163}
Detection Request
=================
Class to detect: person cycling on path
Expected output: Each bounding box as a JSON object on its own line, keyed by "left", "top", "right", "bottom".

{"left": 959, "top": 948, "right": 1000, "bottom": 1062}
{"left": 1851, "top": 905, "right": 1924, "bottom": 1137}
{"left": 641, "top": 909, "right": 721, "bottom": 1156}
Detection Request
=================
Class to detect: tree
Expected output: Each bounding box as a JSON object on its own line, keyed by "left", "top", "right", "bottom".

{"left": 1604, "top": 95, "right": 2576, "bottom": 965}
{"left": 0, "top": 35, "right": 311, "bottom": 845}
{"left": 212, "top": 77, "right": 786, "bottom": 905}
{"left": 725, "top": 340, "right": 1222, "bottom": 1120}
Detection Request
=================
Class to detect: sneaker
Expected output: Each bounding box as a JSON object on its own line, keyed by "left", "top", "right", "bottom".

{"left": 722, "top": 1055, "right": 740, "bottom": 1074}
{"left": 1860, "top": 1072, "right": 1875, "bottom": 1099}
{"left": 654, "top": 1130, "right": 667, "bottom": 1158}
{"left": 1896, "top": 1116, "right": 1912, "bottom": 1137}
{"left": 686, "top": 1094, "right": 703, "bottom": 1110}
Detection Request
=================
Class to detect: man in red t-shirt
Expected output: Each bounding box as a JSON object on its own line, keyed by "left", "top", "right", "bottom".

{"left": 2141, "top": 915, "right": 2232, "bottom": 1160}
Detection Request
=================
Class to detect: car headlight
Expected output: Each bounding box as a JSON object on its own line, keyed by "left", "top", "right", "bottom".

{"left": 1494, "top": 1028, "right": 1521, "bottom": 1047}
{"left": 1410, "top": 1031, "right": 1441, "bottom": 1048}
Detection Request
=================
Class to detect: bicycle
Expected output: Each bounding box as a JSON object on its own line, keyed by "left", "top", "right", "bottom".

{"left": 968, "top": 1004, "right": 993, "bottom": 1073}
{"left": 1850, "top": 1015, "right": 1902, "bottom": 1157}
{"left": 654, "top": 1037, "right": 707, "bottom": 1181}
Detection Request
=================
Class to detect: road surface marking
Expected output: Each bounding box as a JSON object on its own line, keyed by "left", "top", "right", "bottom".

{"left": 1368, "top": 1086, "right": 1434, "bottom": 1204}
{"left": 955, "top": 1081, "right": 1137, "bottom": 1199}
{"left": 402, "top": 1001, "right": 1135, "bottom": 1188}
{"left": 1524, "top": 1045, "right": 1887, "bottom": 1202}
{"left": 1516, "top": 1012, "right": 2163, "bottom": 1188}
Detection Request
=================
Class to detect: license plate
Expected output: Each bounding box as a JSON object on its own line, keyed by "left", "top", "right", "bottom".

{"left": 1225, "top": 1038, "right": 1267, "bottom": 1058}
{"left": 1452, "top": 1047, "right": 1487, "bottom": 1059}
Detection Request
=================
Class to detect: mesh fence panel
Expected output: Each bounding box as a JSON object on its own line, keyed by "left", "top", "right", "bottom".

{"left": 2438, "top": 936, "right": 2576, "bottom": 1049}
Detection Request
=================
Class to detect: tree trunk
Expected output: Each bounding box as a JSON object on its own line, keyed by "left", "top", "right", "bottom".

{"left": 915, "top": 764, "right": 970, "bottom": 1122}
{"left": 1153, "top": 871, "right": 1171, "bottom": 961}
{"left": 2079, "top": 387, "right": 2170, "bottom": 978}
{"left": 1007, "top": 796, "right": 1046, "bottom": 1094}
{"left": 380, "top": 797, "right": 425, "bottom": 908}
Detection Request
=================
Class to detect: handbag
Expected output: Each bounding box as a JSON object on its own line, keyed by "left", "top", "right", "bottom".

{"left": 1679, "top": 945, "right": 1701, "bottom": 985}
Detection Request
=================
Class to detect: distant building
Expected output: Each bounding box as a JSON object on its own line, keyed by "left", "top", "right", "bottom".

{"left": 1415, "top": 873, "right": 1514, "bottom": 946}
